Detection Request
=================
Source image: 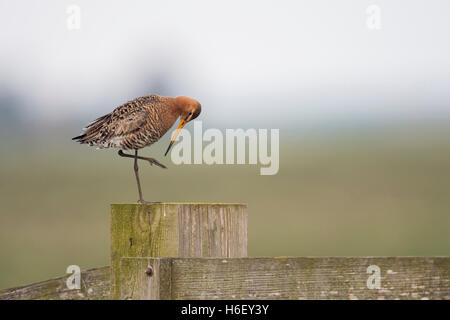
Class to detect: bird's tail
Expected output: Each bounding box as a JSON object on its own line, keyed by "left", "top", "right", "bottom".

{"left": 72, "top": 114, "right": 110, "bottom": 144}
{"left": 72, "top": 134, "right": 87, "bottom": 141}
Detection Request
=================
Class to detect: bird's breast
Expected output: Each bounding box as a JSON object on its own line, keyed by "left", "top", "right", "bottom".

{"left": 139, "top": 105, "right": 179, "bottom": 147}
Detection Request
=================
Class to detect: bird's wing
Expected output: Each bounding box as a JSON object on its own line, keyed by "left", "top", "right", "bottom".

{"left": 108, "top": 106, "right": 151, "bottom": 137}
{"left": 73, "top": 102, "right": 152, "bottom": 147}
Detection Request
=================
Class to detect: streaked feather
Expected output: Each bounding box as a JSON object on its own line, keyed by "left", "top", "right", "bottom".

{"left": 72, "top": 94, "right": 177, "bottom": 150}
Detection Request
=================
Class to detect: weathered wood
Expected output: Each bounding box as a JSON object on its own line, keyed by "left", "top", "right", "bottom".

{"left": 119, "top": 257, "right": 450, "bottom": 300}
{"left": 0, "top": 267, "right": 110, "bottom": 300}
{"left": 120, "top": 258, "right": 172, "bottom": 300}
{"left": 3, "top": 257, "right": 449, "bottom": 300}
{"left": 111, "top": 203, "right": 248, "bottom": 299}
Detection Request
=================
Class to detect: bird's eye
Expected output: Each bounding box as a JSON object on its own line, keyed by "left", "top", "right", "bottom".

{"left": 188, "top": 111, "right": 193, "bottom": 115}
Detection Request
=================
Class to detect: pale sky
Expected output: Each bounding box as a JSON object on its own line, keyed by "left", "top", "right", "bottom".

{"left": 0, "top": 0, "right": 449, "bottom": 125}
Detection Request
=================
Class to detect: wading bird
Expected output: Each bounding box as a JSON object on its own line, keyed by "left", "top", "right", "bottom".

{"left": 72, "top": 94, "right": 201, "bottom": 203}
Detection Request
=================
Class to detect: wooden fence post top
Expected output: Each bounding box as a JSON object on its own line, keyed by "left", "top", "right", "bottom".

{"left": 111, "top": 203, "right": 248, "bottom": 205}
{"left": 110, "top": 202, "right": 248, "bottom": 299}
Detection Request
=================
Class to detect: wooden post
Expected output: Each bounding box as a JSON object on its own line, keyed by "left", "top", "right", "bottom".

{"left": 110, "top": 203, "right": 248, "bottom": 299}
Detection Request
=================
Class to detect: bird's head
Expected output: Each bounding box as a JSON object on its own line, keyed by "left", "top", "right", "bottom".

{"left": 165, "top": 96, "right": 202, "bottom": 156}
{"left": 175, "top": 96, "right": 202, "bottom": 122}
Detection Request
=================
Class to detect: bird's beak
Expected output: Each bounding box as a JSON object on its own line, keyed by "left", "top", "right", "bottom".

{"left": 164, "top": 119, "right": 187, "bottom": 156}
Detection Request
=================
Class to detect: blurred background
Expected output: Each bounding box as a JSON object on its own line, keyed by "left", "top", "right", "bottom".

{"left": 1, "top": 0, "right": 450, "bottom": 289}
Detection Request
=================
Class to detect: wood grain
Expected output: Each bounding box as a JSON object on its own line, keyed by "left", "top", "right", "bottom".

{"left": 120, "top": 257, "right": 450, "bottom": 300}
{"left": 0, "top": 267, "right": 110, "bottom": 300}
{"left": 110, "top": 203, "right": 248, "bottom": 299}
{"left": 120, "top": 258, "right": 172, "bottom": 300}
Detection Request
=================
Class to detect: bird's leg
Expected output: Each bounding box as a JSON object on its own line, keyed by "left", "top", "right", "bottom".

{"left": 118, "top": 150, "right": 167, "bottom": 169}
{"left": 118, "top": 149, "right": 167, "bottom": 204}
{"left": 133, "top": 150, "right": 148, "bottom": 204}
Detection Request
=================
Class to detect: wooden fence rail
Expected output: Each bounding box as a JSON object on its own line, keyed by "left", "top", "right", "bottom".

{"left": 119, "top": 257, "right": 450, "bottom": 300}
{"left": 2, "top": 257, "right": 448, "bottom": 300}
{"left": 0, "top": 267, "right": 110, "bottom": 300}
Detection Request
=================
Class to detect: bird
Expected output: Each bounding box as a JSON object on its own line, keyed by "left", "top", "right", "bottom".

{"left": 72, "top": 94, "right": 201, "bottom": 203}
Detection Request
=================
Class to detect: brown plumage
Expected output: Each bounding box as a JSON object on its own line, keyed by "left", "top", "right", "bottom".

{"left": 73, "top": 94, "right": 201, "bottom": 203}
{"left": 73, "top": 94, "right": 201, "bottom": 150}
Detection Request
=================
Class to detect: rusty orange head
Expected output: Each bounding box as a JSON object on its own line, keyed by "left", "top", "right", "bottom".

{"left": 165, "top": 96, "right": 201, "bottom": 156}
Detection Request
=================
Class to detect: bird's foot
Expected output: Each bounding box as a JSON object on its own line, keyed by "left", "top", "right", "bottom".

{"left": 137, "top": 199, "right": 151, "bottom": 204}
{"left": 146, "top": 157, "right": 167, "bottom": 169}
{"left": 118, "top": 150, "right": 167, "bottom": 169}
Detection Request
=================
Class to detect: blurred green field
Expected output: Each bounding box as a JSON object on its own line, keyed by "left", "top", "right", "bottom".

{"left": 1, "top": 123, "right": 450, "bottom": 289}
